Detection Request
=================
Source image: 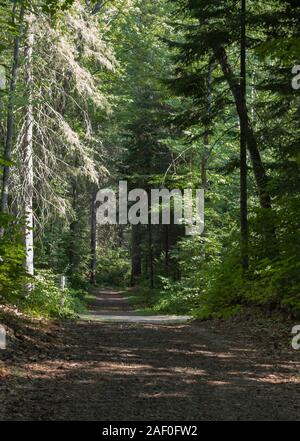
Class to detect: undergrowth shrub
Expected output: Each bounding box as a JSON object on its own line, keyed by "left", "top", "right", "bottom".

{"left": 96, "top": 247, "right": 131, "bottom": 287}
{"left": 22, "top": 270, "right": 86, "bottom": 318}
{"left": 147, "top": 200, "right": 300, "bottom": 319}
{"left": 0, "top": 214, "right": 27, "bottom": 302}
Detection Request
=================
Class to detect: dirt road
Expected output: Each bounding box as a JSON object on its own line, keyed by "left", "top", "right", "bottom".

{"left": 1, "top": 289, "right": 300, "bottom": 421}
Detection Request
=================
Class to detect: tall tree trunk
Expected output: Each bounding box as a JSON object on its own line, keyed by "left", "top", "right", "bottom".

{"left": 23, "top": 15, "right": 35, "bottom": 277}
{"left": 92, "top": 0, "right": 104, "bottom": 15}
{"left": 69, "top": 179, "right": 78, "bottom": 272}
{"left": 1, "top": 3, "right": 24, "bottom": 219}
{"left": 212, "top": 44, "right": 272, "bottom": 210}
{"left": 165, "top": 224, "right": 169, "bottom": 276}
{"left": 201, "top": 123, "right": 208, "bottom": 190}
{"left": 131, "top": 224, "right": 141, "bottom": 286}
{"left": 201, "top": 60, "right": 213, "bottom": 190}
{"left": 148, "top": 223, "right": 154, "bottom": 289}
{"left": 201, "top": 157, "right": 207, "bottom": 190}
{"left": 90, "top": 185, "right": 97, "bottom": 285}
{"left": 240, "top": 0, "right": 249, "bottom": 270}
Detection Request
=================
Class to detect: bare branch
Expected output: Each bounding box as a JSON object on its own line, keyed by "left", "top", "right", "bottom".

{"left": 92, "top": 1, "right": 104, "bottom": 15}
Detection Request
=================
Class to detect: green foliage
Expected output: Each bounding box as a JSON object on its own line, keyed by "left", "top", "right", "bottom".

{"left": 0, "top": 214, "right": 27, "bottom": 301}
{"left": 154, "top": 280, "right": 201, "bottom": 314}
{"left": 1, "top": 0, "right": 300, "bottom": 322}
{"left": 139, "top": 0, "right": 300, "bottom": 320}
{"left": 155, "top": 218, "right": 300, "bottom": 319}
{"left": 127, "top": 286, "right": 163, "bottom": 313}
{"left": 22, "top": 270, "right": 86, "bottom": 318}
{"left": 41, "top": 0, "right": 76, "bottom": 14}
{"left": 134, "top": 197, "right": 300, "bottom": 318}
{"left": 96, "top": 247, "right": 131, "bottom": 287}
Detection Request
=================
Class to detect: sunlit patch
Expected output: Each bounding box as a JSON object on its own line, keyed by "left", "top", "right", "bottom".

{"left": 172, "top": 367, "right": 207, "bottom": 376}
{"left": 193, "top": 349, "right": 235, "bottom": 359}
{"left": 207, "top": 380, "right": 231, "bottom": 386}
{"left": 0, "top": 361, "right": 10, "bottom": 379}
{"left": 166, "top": 348, "right": 234, "bottom": 359}
{"left": 139, "top": 392, "right": 189, "bottom": 399}
{"left": 244, "top": 374, "right": 300, "bottom": 384}
{"left": 228, "top": 371, "right": 257, "bottom": 377}
{"left": 22, "top": 360, "right": 156, "bottom": 380}
{"left": 231, "top": 348, "right": 257, "bottom": 353}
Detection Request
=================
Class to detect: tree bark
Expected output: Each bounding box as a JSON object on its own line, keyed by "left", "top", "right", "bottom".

{"left": 201, "top": 60, "right": 213, "bottom": 190}
{"left": 201, "top": 157, "right": 207, "bottom": 190}
{"left": 148, "top": 223, "right": 154, "bottom": 289}
{"left": 131, "top": 224, "right": 141, "bottom": 286}
{"left": 69, "top": 179, "right": 79, "bottom": 272}
{"left": 1, "top": 3, "right": 24, "bottom": 219}
{"left": 23, "top": 15, "right": 35, "bottom": 277}
{"left": 92, "top": 1, "right": 104, "bottom": 15}
{"left": 212, "top": 44, "right": 272, "bottom": 210}
{"left": 90, "top": 186, "right": 97, "bottom": 285}
{"left": 165, "top": 224, "right": 169, "bottom": 276}
{"left": 240, "top": 0, "right": 249, "bottom": 270}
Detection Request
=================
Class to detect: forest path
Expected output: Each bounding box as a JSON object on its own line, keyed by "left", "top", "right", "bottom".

{"left": 1, "top": 289, "right": 300, "bottom": 420}
{"left": 79, "top": 288, "right": 191, "bottom": 324}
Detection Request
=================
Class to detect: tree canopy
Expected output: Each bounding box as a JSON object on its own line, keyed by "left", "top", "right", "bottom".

{"left": 0, "top": 0, "right": 299, "bottom": 318}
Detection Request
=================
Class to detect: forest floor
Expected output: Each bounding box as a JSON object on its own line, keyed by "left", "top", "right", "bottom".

{"left": 0, "top": 288, "right": 300, "bottom": 421}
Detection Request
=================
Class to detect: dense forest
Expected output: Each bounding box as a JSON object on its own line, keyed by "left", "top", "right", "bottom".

{"left": 1, "top": 0, "right": 300, "bottom": 424}
{"left": 0, "top": 0, "right": 299, "bottom": 319}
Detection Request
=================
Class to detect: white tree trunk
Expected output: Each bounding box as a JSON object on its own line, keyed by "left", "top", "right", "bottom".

{"left": 23, "top": 15, "right": 35, "bottom": 277}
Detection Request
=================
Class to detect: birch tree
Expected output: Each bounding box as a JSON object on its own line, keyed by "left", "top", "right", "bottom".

{"left": 9, "top": 1, "right": 115, "bottom": 277}
{"left": 23, "top": 13, "right": 35, "bottom": 276}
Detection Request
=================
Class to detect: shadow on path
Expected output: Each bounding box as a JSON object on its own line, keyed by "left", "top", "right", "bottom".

{"left": 1, "top": 289, "right": 299, "bottom": 421}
